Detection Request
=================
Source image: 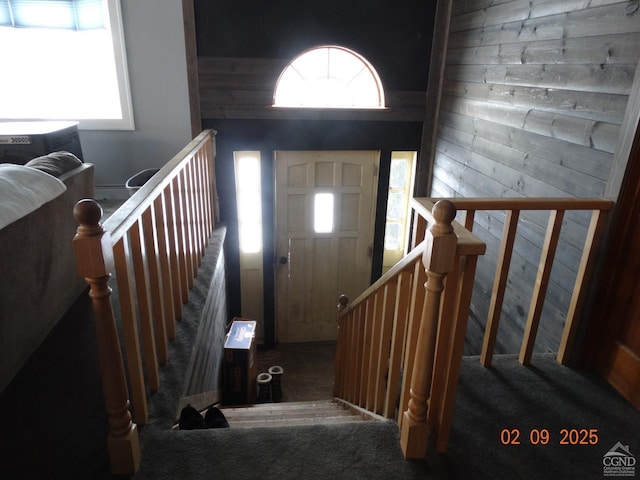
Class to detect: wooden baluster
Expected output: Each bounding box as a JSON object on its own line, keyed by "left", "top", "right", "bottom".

{"left": 186, "top": 160, "right": 201, "bottom": 269}
{"left": 411, "top": 209, "right": 428, "bottom": 249}
{"left": 72, "top": 199, "right": 140, "bottom": 475}
{"left": 481, "top": 209, "right": 520, "bottom": 366}
{"left": 154, "top": 193, "right": 177, "bottom": 340}
{"left": 397, "top": 260, "right": 427, "bottom": 428}
{"left": 359, "top": 297, "right": 375, "bottom": 407}
{"left": 207, "top": 134, "right": 221, "bottom": 223}
{"left": 129, "top": 219, "right": 160, "bottom": 391}
{"left": 337, "top": 294, "right": 349, "bottom": 312}
{"left": 164, "top": 180, "right": 184, "bottom": 319}
{"left": 436, "top": 254, "right": 480, "bottom": 452}
{"left": 366, "top": 291, "right": 384, "bottom": 411}
{"left": 172, "top": 175, "right": 190, "bottom": 302}
{"left": 334, "top": 316, "right": 343, "bottom": 397}
{"left": 519, "top": 209, "right": 564, "bottom": 365}
{"left": 352, "top": 304, "right": 365, "bottom": 404}
{"left": 557, "top": 208, "right": 609, "bottom": 365}
{"left": 384, "top": 270, "right": 413, "bottom": 419}
{"left": 464, "top": 209, "right": 475, "bottom": 231}
{"left": 334, "top": 294, "right": 349, "bottom": 397}
{"left": 112, "top": 238, "right": 148, "bottom": 425}
{"left": 401, "top": 200, "right": 457, "bottom": 459}
{"left": 374, "top": 282, "right": 397, "bottom": 415}
{"left": 141, "top": 208, "right": 169, "bottom": 364}
{"left": 349, "top": 307, "right": 361, "bottom": 403}
{"left": 428, "top": 254, "right": 461, "bottom": 428}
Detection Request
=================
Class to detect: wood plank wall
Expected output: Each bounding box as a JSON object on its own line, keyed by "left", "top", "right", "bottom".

{"left": 431, "top": 0, "right": 640, "bottom": 355}
{"left": 198, "top": 57, "right": 427, "bottom": 122}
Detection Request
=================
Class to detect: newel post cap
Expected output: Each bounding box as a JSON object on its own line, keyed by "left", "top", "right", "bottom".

{"left": 422, "top": 200, "right": 457, "bottom": 273}
{"left": 72, "top": 199, "right": 114, "bottom": 278}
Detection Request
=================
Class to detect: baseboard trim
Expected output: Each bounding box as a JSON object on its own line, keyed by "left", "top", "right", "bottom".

{"left": 95, "top": 185, "right": 129, "bottom": 200}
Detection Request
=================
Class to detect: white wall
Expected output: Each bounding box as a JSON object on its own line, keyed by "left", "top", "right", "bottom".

{"left": 79, "top": 0, "right": 192, "bottom": 199}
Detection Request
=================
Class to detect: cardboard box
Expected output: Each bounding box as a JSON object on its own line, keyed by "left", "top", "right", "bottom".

{"left": 223, "top": 318, "right": 257, "bottom": 405}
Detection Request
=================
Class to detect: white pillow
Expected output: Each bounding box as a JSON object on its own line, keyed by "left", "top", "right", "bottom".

{"left": 0, "top": 163, "right": 67, "bottom": 230}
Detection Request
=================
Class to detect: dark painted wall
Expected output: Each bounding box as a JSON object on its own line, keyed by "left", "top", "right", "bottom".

{"left": 194, "top": 1, "right": 437, "bottom": 346}
{"left": 207, "top": 119, "right": 423, "bottom": 346}
{"left": 194, "top": 0, "right": 436, "bottom": 91}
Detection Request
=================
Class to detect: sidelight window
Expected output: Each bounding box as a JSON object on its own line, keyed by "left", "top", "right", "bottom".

{"left": 382, "top": 151, "right": 416, "bottom": 273}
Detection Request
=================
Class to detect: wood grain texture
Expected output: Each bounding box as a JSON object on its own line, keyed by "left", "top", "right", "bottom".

{"left": 197, "top": 56, "right": 426, "bottom": 121}
{"left": 431, "top": 0, "right": 639, "bottom": 357}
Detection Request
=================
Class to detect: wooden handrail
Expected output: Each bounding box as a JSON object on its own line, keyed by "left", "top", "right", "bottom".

{"left": 334, "top": 199, "right": 486, "bottom": 458}
{"left": 335, "top": 194, "right": 612, "bottom": 458}
{"left": 416, "top": 197, "right": 612, "bottom": 211}
{"left": 413, "top": 197, "right": 613, "bottom": 366}
{"left": 104, "top": 131, "right": 219, "bottom": 243}
{"left": 72, "top": 130, "right": 218, "bottom": 475}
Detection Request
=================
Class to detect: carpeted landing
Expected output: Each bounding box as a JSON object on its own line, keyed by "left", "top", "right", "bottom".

{"left": 134, "top": 421, "right": 431, "bottom": 480}
{"left": 131, "top": 354, "right": 640, "bottom": 480}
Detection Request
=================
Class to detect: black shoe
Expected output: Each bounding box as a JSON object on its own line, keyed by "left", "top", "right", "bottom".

{"left": 178, "top": 404, "right": 205, "bottom": 430}
{"left": 204, "top": 406, "right": 230, "bottom": 428}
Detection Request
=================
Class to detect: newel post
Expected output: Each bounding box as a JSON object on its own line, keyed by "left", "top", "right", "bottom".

{"left": 401, "top": 200, "right": 457, "bottom": 459}
{"left": 337, "top": 294, "right": 349, "bottom": 312}
{"left": 73, "top": 199, "right": 140, "bottom": 475}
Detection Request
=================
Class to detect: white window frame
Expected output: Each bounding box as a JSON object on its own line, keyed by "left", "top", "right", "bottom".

{"left": 0, "top": 0, "right": 134, "bottom": 130}
{"left": 273, "top": 45, "right": 386, "bottom": 110}
{"left": 382, "top": 151, "right": 416, "bottom": 274}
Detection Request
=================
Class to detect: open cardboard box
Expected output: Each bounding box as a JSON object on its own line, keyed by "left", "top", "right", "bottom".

{"left": 223, "top": 318, "right": 257, "bottom": 405}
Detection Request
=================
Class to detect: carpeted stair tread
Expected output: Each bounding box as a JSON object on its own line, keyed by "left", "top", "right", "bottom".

{"left": 221, "top": 399, "right": 343, "bottom": 413}
{"left": 226, "top": 414, "right": 368, "bottom": 428}
{"left": 220, "top": 399, "right": 371, "bottom": 428}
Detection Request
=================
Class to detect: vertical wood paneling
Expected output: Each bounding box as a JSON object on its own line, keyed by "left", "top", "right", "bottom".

{"left": 432, "top": 0, "right": 640, "bottom": 356}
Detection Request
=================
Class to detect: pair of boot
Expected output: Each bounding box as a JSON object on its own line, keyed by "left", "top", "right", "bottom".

{"left": 178, "top": 404, "right": 229, "bottom": 430}
{"left": 256, "top": 365, "right": 283, "bottom": 403}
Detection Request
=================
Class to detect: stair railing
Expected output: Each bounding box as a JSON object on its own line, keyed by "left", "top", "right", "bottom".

{"left": 410, "top": 197, "right": 613, "bottom": 367}
{"left": 334, "top": 199, "right": 486, "bottom": 458}
{"left": 72, "top": 130, "right": 219, "bottom": 475}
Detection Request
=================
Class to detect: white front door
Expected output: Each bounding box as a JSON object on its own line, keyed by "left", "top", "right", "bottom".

{"left": 275, "top": 150, "right": 379, "bottom": 343}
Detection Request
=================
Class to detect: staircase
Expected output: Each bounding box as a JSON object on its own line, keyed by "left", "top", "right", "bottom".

{"left": 219, "top": 399, "right": 382, "bottom": 428}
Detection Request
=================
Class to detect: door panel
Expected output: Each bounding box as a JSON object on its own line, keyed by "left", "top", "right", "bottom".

{"left": 275, "top": 150, "right": 379, "bottom": 343}
{"left": 590, "top": 125, "right": 640, "bottom": 409}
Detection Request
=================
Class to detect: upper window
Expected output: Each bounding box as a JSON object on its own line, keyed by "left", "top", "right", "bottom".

{"left": 273, "top": 45, "right": 385, "bottom": 109}
{"left": 0, "top": 0, "right": 134, "bottom": 130}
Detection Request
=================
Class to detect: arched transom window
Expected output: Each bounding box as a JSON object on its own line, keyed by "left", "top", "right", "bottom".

{"left": 273, "top": 45, "right": 385, "bottom": 109}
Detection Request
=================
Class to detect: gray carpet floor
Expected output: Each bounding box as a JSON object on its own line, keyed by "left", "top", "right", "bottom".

{"left": 130, "top": 354, "right": 640, "bottom": 480}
